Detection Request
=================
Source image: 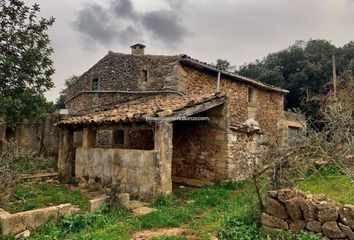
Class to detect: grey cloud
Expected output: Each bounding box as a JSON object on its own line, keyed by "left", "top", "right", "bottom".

{"left": 142, "top": 10, "right": 188, "bottom": 45}
{"left": 110, "top": 0, "right": 136, "bottom": 19}
{"left": 73, "top": 3, "right": 120, "bottom": 46}
{"left": 72, "top": 0, "right": 188, "bottom": 50}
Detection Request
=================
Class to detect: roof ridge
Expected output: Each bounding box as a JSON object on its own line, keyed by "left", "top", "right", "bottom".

{"left": 179, "top": 54, "right": 288, "bottom": 93}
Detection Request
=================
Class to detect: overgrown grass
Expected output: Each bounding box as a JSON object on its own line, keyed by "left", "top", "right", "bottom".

{"left": 14, "top": 157, "right": 57, "bottom": 173}
{"left": 0, "top": 179, "right": 328, "bottom": 240}
{"left": 5, "top": 182, "right": 89, "bottom": 213}
{"left": 297, "top": 164, "right": 354, "bottom": 204}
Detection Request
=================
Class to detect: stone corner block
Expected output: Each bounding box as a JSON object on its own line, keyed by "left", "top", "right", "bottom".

{"left": 89, "top": 195, "right": 109, "bottom": 213}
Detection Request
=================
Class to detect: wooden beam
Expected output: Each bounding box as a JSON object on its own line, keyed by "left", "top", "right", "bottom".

{"left": 170, "top": 98, "right": 225, "bottom": 119}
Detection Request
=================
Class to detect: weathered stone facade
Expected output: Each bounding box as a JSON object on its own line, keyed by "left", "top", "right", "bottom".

{"left": 180, "top": 65, "right": 284, "bottom": 144}
{"left": 172, "top": 104, "right": 229, "bottom": 181}
{"left": 60, "top": 46, "right": 288, "bottom": 198}
{"left": 262, "top": 189, "right": 354, "bottom": 239}
{"left": 4, "top": 115, "right": 61, "bottom": 158}
{"left": 65, "top": 52, "right": 182, "bottom": 113}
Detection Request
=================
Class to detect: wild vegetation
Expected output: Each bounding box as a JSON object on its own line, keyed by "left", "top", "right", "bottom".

{"left": 4, "top": 182, "right": 89, "bottom": 213}
{"left": 1, "top": 179, "right": 339, "bottom": 240}
{"left": 0, "top": 140, "right": 57, "bottom": 208}
{"left": 0, "top": 0, "right": 55, "bottom": 124}
{"left": 215, "top": 39, "right": 354, "bottom": 126}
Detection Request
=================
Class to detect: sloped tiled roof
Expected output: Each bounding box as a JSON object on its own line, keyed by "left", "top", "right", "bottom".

{"left": 179, "top": 55, "right": 289, "bottom": 93}
{"left": 57, "top": 92, "right": 226, "bottom": 127}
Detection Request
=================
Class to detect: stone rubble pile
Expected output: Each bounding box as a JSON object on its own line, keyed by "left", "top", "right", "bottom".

{"left": 262, "top": 189, "right": 354, "bottom": 239}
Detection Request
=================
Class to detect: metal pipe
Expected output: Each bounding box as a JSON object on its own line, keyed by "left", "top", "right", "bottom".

{"left": 216, "top": 71, "right": 221, "bottom": 92}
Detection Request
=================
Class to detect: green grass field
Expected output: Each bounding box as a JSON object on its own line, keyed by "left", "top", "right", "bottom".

{"left": 1, "top": 180, "right": 322, "bottom": 240}
{"left": 5, "top": 182, "right": 89, "bottom": 213}
{"left": 2, "top": 168, "right": 347, "bottom": 239}
{"left": 297, "top": 165, "right": 354, "bottom": 204}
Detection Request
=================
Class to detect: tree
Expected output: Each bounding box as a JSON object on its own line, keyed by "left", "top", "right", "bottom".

{"left": 55, "top": 75, "right": 79, "bottom": 109}
{"left": 212, "top": 59, "right": 235, "bottom": 72}
{"left": 237, "top": 39, "right": 354, "bottom": 127}
{"left": 0, "top": 0, "right": 55, "bottom": 123}
{"left": 250, "top": 73, "right": 354, "bottom": 209}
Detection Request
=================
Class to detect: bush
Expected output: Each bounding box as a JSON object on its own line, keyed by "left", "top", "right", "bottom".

{"left": 0, "top": 140, "right": 57, "bottom": 208}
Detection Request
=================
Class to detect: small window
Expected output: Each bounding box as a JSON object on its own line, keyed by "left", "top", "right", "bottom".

{"left": 140, "top": 69, "right": 148, "bottom": 82}
{"left": 288, "top": 127, "right": 299, "bottom": 145}
{"left": 248, "top": 87, "right": 255, "bottom": 103}
{"left": 113, "top": 130, "right": 124, "bottom": 145}
{"left": 92, "top": 78, "right": 100, "bottom": 91}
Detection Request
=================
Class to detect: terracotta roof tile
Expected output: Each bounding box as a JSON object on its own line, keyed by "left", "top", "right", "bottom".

{"left": 57, "top": 92, "right": 226, "bottom": 127}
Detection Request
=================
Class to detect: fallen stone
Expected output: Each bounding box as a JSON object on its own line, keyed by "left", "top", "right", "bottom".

{"left": 322, "top": 221, "right": 346, "bottom": 239}
{"left": 277, "top": 189, "right": 298, "bottom": 203}
{"left": 261, "top": 213, "right": 288, "bottom": 230}
{"left": 57, "top": 204, "right": 73, "bottom": 217}
{"left": 118, "top": 193, "right": 130, "bottom": 208}
{"left": 317, "top": 202, "right": 339, "bottom": 223}
{"left": 285, "top": 197, "right": 303, "bottom": 220}
{"left": 266, "top": 196, "right": 289, "bottom": 219}
{"left": 14, "top": 230, "right": 30, "bottom": 239}
{"left": 89, "top": 196, "right": 109, "bottom": 213}
{"left": 289, "top": 220, "right": 306, "bottom": 233}
{"left": 132, "top": 228, "right": 183, "bottom": 240}
{"left": 128, "top": 200, "right": 149, "bottom": 209}
{"left": 338, "top": 223, "right": 354, "bottom": 240}
{"left": 268, "top": 191, "right": 278, "bottom": 199}
{"left": 132, "top": 207, "right": 156, "bottom": 216}
{"left": 311, "top": 194, "right": 329, "bottom": 204}
{"left": 306, "top": 220, "right": 322, "bottom": 233}
{"left": 1, "top": 206, "right": 58, "bottom": 235}
{"left": 300, "top": 198, "right": 317, "bottom": 221}
{"left": 0, "top": 208, "right": 11, "bottom": 218}
{"left": 339, "top": 204, "right": 354, "bottom": 228}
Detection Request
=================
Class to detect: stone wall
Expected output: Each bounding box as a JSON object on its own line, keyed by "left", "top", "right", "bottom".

{"left": 226, "top": 131, "right": 261, "bottom": 180}
{"left": 172, "top": 105, "right": 229, "bottom": 181}
{"left": 65, "top": 52, "right": 181, "bottom": 114}
{"left": 262, "top": 189, "right": 354, "bottom": 239}
{"left": 180, "top": 65, "right": 285, "bottom": 144}
{"left": 75, "top": 148, "right": 160, "bottom": 201}
{"left": 4, "top": 115, "right": 60, "bottom": 158}
{"left": 0, "top": 204, "right": 78, "bottom": 235}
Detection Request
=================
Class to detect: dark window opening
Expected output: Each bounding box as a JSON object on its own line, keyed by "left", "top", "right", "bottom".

{"left": 248, "top": 87, "right": 255, "bottom": 103}
{"left": 140, "top": 69, "right": 148, "bottom": 82}
{"left": 127, "top": 129, "right": 154, "bottom": 150}
{"left": 113, "top": 130, "right": 125, "bottom": 145}
{"left": 92, "top": 78, "right": 100, "bottom": 91}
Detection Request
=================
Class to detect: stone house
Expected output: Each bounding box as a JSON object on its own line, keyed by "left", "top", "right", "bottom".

{"left": 57, "top": 44, "right": 290, "bottom": 201}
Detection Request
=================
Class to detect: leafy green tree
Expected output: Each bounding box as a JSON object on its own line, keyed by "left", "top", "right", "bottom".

{"left": 212, "top": 59, "right": 235, "bottom": 72}
{"left": 0, "top": 0, "right": 55, "bottom": 123}
{"left": 55, "top": 75, "right": 79, "bottom": 109}
{"left": 238, "top": 39, "right": 354, "bottom": 111}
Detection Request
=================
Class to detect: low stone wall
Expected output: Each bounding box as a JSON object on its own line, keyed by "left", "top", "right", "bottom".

{"left": 262, "top": 189, "right": 354, "bottom": 239}
{"left": 0, "top": 204, "right": 79, "bottom": 235}
{"left": 76, "top": 147, "right": 160, "bottom": 201}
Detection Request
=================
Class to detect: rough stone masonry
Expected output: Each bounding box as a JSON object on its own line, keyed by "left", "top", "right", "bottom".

{"left": 262, "top": 189, "right": 354, "bottom": 239}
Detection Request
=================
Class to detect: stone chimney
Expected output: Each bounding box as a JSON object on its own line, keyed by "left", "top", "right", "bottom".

{"left": 130, "top": 43, "right": 145, "bottom": 55}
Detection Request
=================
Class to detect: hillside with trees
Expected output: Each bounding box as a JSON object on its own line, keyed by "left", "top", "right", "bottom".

{"left": 216, "top": 39, "right": 354, "bottom": 125}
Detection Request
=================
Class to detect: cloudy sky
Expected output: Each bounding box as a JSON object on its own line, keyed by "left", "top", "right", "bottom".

{"left": 25, "top": 0, "right": 354, "bottom": 102}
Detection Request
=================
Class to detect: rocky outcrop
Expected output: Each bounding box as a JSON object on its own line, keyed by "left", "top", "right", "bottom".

{"left": 262, "top": 189, "right": 354, "bottom": 239}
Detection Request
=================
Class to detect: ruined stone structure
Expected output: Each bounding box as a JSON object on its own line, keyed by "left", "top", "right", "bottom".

{"left": 58, "top": 44, "right": 290, "bottom": 201}
{"left": 0, "top": 115, "right": 61, "bottom": 158}
{"left": 262, "top": 189, "right": 354, "bottom": 239}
